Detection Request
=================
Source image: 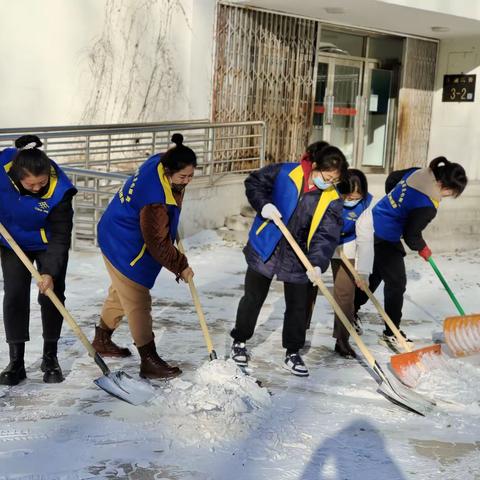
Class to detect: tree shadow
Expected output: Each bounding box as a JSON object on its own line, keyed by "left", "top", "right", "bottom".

{"left": 300, "top": 418, "right": 406, "bottom": 480}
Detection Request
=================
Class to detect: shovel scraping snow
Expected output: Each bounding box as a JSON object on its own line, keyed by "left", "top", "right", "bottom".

{"left": 0, "top": 222, "right": 154, "bottom": 406}
{"left": 339, "top": 252, "right": 442, "bottom": 385}
{"left": 271, "top": 214, "right": 434, "bottom": 416}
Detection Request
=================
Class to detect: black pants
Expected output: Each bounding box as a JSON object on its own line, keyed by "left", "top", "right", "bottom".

{"left": 1, "top": 247, "right": 67, "bottom": 344}
{"left": 354, "top": 240, "right": 406, "bottom": 335}
{"left": 231, "top": 267, "right": 315, "bottom": 352}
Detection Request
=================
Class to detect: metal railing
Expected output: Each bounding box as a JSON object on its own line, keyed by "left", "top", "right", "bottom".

{"left": 0, "top": 120, "right": 266, "bottom": 182}
{"left": 62, "top": 167, "right": 128, "bottom": 250}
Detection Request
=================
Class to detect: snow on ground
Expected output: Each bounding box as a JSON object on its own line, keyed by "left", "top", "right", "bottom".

{"left": 0, "top": 231, "right": 479, "bottom": 479}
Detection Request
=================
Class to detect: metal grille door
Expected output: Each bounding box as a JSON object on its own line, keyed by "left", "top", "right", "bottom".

{"left": 213, "top": 4, "right": 317, "bottom": 164}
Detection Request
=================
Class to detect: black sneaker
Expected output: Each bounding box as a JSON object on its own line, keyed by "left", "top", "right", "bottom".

{"left": 230, "top": 341, "right": 249, "bottom": 367}
{"left": 283, "top": 352, "right": 309, "bottom": 377}
{"left": 379, "top": 330, "right": 414, "bottom": 351}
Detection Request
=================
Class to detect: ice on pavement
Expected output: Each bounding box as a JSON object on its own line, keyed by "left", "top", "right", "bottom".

{"left": 0, "top": 231, "right": 479, "bottom": 479}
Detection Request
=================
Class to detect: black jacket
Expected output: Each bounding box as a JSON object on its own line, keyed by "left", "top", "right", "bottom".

{"left": 244, "top": 163, "right": 343, "bottom": 283}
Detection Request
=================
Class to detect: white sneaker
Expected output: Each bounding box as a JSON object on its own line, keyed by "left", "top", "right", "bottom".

{"left": 282, "top": 352, "right": 309, "bottom": 377}
{"left": 231, "top": 341, "right": 249, "bottom": 367}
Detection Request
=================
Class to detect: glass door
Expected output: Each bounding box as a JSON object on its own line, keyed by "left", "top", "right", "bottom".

{"left": 359, "top": 64, "right": 393, "bottom": 169}
{"left": 311, "top": 57, "right": 362, "bottom": 165}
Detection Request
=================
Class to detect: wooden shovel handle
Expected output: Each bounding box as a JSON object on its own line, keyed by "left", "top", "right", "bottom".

{"left": 0, "top": 222, "right": 97, "bottom": 359}
{"left": 271, "top": 214, "right": 378, "bottom": 368}
{"left": 340, "top": 251, "right": 412, "bottom": 353}
{"left": 176, "top": 238, "right": 216, "bottom": 356}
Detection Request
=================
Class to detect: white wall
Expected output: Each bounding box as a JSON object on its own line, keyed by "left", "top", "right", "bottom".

{"left": 428, "top": 36, "right": 480, "bottom": 180}
{"left": 0, "top": 0, "right": 216, "bottom": 128}
{"left": 379, "top": 0, "right": 480, "bottom": 22}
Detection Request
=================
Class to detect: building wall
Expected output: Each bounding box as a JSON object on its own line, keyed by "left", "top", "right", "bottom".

{"left": 0, "top": 0, "right": 216, "bottom": 128}
{"left": 428, "top": 36, "right": 480, "bottom": 180}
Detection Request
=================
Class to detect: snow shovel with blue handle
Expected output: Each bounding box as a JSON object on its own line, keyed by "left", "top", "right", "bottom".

{"left": 271, "top": 214, "right": 435, "bottom": 416}
{"left": 0, "top": 222, "right": 154, "bottom": 406}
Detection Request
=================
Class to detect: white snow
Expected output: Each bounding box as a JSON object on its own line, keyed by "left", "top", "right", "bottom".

{"left": 0, "top": 232, "right": 479, "bottom": 479}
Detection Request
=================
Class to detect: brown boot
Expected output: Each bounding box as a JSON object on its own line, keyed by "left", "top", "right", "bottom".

{"left": 91, "top": 323, "right": 132, "bottom": 358}
{"left": 137, "top": 340, "right": 181, "bottom": 379}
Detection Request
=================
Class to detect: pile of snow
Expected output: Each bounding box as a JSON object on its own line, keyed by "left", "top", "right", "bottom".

{"left": 149, "top": 359, "right": 271, "bottom": 445}
{"left": 400, "top": 351, "right": 480, "bottom": 409}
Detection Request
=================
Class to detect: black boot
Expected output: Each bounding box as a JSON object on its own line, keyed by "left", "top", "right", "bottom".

{"left": 0, "top": 343, "right": 26, "bottom": 386}
{"left": 41, "top": 341, "right": 64, "bottom": 383}
{"left": 92, "top": 320, "right": 132, "bottom": 358}
{"left": 334, "top": 339, "right": 357, "bottom": 359}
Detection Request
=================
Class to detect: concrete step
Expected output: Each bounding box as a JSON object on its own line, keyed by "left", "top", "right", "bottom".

{"left": 240, "top": 205, "right": 256, "bottom": 218}
{"left": 224, "top": 214, "right": 252, "bottom": 232}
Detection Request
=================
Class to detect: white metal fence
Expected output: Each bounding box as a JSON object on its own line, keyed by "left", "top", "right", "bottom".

{"left": 0, "top": 120, "right": 266, "bottom": 248}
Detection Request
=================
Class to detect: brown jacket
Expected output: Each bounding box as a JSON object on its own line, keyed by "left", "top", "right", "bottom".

{"left": 139, "top": 190, "right": 188, "bottom": 276}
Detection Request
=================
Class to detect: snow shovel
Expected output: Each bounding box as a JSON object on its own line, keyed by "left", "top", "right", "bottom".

{"left": 271, "top": 214, "right": 434, "bottom": 415}
{"left": 176, "top": 238, "right": 217, "bottom": 360}
{"left": 339, "top": 252, "right": 440, "bottom": 385}
{"left": 426, "top": 256, "right": 480, "bottom": 356}
{"left": 0, "top": 223, "right": 154, "bottom": 406}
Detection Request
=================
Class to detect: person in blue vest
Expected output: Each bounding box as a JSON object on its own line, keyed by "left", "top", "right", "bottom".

{"left": 354, "top": 157, "right": 467, "bottom": 350}
{"left": 0, "top": 135, "right": 77, "bottom": 386}
{"left": 330, "top": 169, "right": 373, "bottom": 358}
{"left": 94, "top": 134, "right": 195, "bottom": 379}
{"left": 230, "top": 142, "right": 348, "bottom": 376}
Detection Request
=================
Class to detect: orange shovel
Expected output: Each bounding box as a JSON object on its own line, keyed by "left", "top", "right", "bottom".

{"left": 340, "top": 252, "right": 440, "bottom": 385}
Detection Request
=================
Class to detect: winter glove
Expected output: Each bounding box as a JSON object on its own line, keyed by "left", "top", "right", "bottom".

{"left": 306, "top": 266, "right": 321, "bottom": 284}
{"left": 418, "top": 245, "right": 432, "bottom": 261}
{"left": 261, "top": 203, "right": 282, "bottom": 220}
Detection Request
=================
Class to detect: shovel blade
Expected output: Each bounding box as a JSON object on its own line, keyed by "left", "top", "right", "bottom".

{"left": 94, "top": 371, "right": 155, "bottom": 406}
{"left": 444, "top": 314, "right": 480, "bottom": 357}
{"left": 390, "top": 344, "right": 441, "bottom": 387}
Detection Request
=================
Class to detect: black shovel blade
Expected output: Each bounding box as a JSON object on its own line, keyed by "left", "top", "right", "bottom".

{"left": 94, "top": 370, "right": 155, "bottom": 406}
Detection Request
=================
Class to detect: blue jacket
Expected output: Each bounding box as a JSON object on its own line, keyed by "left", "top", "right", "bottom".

{"left": 98, "top": 154, "right": 181, "bottom": 289}
{"left": 339, "top": 193, "right": 373, "bottom": 245}
{"left": 0, "top": 148, "right": 76, "bottom": 251}
{"left": 373, "top": 169, "right": 438, "bottom": 244}
{"left": 244, "top": 163, "right": 343, "bottom": 283}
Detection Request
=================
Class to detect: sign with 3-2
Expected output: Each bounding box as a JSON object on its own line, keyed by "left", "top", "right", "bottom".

{"left": 442, "top": 74, "right": 476, "bottom": 102}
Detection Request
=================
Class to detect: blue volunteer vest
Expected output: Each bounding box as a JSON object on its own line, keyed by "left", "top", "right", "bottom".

{"left": 98, "top": 154, "right": 181, "bottom": 289}
{"left": 339, "top": 193, "right": 373, "bottom": 245}
{"left": 373, "top": 169, "right": 438, "bottom": 243}
{"left": 0, "top": 148, "right": 76, "bottom": 251}
{"left": 248, "top": 163, "right": 340, "bottom": 261}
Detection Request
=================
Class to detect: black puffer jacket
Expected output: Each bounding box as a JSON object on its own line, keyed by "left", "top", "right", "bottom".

{"left": 244, "top": 163, "right": 343, "bottom": 284}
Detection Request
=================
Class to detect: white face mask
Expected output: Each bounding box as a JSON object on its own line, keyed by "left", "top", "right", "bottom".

{"left": 344, "top": 198, "right": 361, "bottom": 208}
{"left": 313, "top": 177, "right": 332, "bottom": 190}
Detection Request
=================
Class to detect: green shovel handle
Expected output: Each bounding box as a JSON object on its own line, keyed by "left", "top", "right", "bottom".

{"left": 427, "top": 256, "right": 465, "bottom": 315}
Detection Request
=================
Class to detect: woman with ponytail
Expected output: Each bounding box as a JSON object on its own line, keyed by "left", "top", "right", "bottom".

{"left": 230, "top": 141, "right": 349, "bottom": 376}
{"left": 355, "top": 156, "right": 467, "bottom": 350}
{"left": 94, "top": 134, "right": 195, "bottom": 379}
{"left": 0, "top": 135, "right": 77, "bottom": 386}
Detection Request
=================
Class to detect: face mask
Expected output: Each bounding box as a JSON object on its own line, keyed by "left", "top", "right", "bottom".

{"left": 344, "top": 198, "right": 361, "bottom": 208}
{"left": 171, "top": 183, "right": 186, "bottom": 193}
{"left": 313, "top": 177, "right": 332, "bottom": 190}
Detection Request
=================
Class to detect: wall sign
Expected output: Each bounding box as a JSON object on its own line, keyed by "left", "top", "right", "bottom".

{"left": 442, "top": 74, "right": 476, "bottom": 102}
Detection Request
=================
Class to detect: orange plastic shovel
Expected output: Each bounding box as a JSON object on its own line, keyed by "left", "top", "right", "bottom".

{"left": 340, "top": 252, "right": 440, "bottom": 385}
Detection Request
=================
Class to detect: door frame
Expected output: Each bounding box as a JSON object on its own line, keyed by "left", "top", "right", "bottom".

{"left": 310, "top": 53, "right": 396, "bottom": 171}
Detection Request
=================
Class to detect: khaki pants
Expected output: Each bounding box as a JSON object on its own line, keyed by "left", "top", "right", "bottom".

{"left": 101, "top": 256, "right": 153, "bottom": 347}
{"left": 331, "top": 258, "right": 356, "bottom": 343}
